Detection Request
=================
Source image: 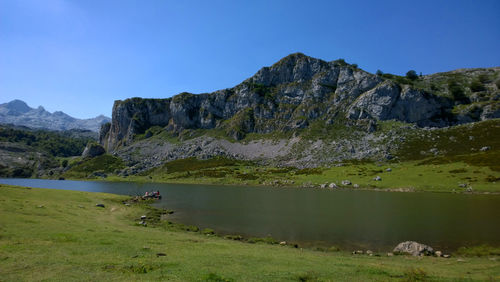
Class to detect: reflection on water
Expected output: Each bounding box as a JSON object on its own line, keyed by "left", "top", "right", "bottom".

{"left": 1, "top": 178, "right": 499, "bottom": 251}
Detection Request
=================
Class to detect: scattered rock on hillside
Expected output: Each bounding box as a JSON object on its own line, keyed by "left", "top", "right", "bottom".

{"left": 373, "top": 176, "right": 382, "bottom": 181}
{"left": 341, "top": 180, "right": 351, "bottom": 185}
{"left": 393, "top": 241, "right": 434, "bottom": 256}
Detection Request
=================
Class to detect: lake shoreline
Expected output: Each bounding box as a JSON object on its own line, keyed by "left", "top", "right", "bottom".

{"left": 2, "top": 177, "right": 500, "bottom": 253}
{"left": 47, "top": 175, "right": 500, "bottom": 195}
{"left": 1, "top": 184, "right": 499, "bottom": 281}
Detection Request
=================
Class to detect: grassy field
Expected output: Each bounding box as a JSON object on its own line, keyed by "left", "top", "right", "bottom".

{"left": 97, "top": 157, "right": 500, "bottom": 193}
{"left": 1, "top": 184, "right": 499, "bottom": 281}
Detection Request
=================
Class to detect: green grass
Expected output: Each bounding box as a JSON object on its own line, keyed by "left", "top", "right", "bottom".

{"left": 107, "top": 155, "right": 500, "bottom": 193}
{"left": 149, "top": 157, "right": 248, "bottom": 174}
{"left": 397, "top": 119, "right": 500, "bottom": 162}
{"left": 1, "top": 185, "right": 499, "bottom": 281}
{"left": 455, "top": 245, "right": 500, "bottom": 257}
{"left": 293, "top": 161, "right": 500, "bottom": 192}
{"left": 63, "top": 154, "right": 126, "bottom": 178}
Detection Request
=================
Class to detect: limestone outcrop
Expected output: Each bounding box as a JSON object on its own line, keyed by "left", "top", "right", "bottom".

{"left": 99, "top": 53, "right": 500, "bottom": 155}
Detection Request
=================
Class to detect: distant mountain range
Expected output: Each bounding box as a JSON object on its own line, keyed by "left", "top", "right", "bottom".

{"left": 0, "top": 100, "right": 110, "bottom": 132}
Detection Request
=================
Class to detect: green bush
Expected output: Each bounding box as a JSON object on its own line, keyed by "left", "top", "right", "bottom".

{"left": 296, "top": 168, "right": 323, "bottom": 175}
{"left": 247, "top": 236, "right": 278, "bottom": 244}
{"left": 406, "top": 70, "right": 418, "bottom": 80}
{"left": 224, "top": 234, "right": 243, "bottom": 241}
{"left": 202, "top": 228, "right": 215, "bottom": 235}
{"left": 448, "top": 80, "right": 469, "bottom": 103}
{"left": 203, "top": 272, "right": 234, "bottom": 282}
{"left": 335, "top": 59, "right": 347, "bottom": 66}
{"left": 470, "top": 80, "right": 486, "bottom": 92}
{"left": 478, "top": 74, "right": 490, "bottom": 83}
{"left": 159, "top": 157, "right": 240, "bottom": 174}
{"left": 403, "top": 267, "right": 428, "bottom": 281}
{"left": 64, "top": 154, "right": 125, "bottom": 177}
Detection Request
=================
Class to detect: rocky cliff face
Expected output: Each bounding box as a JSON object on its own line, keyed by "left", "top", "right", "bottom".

{"left": 0, "top": 100, "right": 111, "bottom": 132}
{"left": 101, "top": 53, "right": 500, "bottom": 153}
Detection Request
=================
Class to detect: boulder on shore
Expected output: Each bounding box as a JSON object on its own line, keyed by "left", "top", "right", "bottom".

{"left": 393, "top": 241, "right": 434, "bottom": 256}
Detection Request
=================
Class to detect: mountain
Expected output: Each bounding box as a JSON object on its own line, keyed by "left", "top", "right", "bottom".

{"left": 0, "top": 100, "right": 111, "bottom": 132}
{"left": 0, "top": 124, "right": 96, "bottom": 178}
{"left": 98, "top": 53, "right": 500, "bottom": 170}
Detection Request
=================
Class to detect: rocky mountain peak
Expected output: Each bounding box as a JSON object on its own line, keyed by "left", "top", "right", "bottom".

{"left": 0, "top": 99, "right": 111, "bottom": 132}
{"left": 100, "top": 53, "right": 500, "bottom": 153}
{"left": 0, "top": 99, "right": 31, "bottom": 116}
{"left": 249, "top": 52, "right": 332, "bottom": 86}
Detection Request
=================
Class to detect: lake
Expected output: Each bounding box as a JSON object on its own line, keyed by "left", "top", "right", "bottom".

{"left": 1, "top": 178, "right": 499, "bottom": 252}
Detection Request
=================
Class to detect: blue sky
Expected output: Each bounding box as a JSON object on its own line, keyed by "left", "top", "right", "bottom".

{"left": 1, "top": 0, "right": 499, "bottom": 118}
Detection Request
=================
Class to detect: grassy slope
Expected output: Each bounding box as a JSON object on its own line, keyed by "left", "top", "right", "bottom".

{"left": 0, "top": 185, "right": 499, "bottom": 281}
{"left": 63, "top": 120, "right": 500, "bottom": 193}
{"left": 102, "top": 158, "right": 500, "bottom": 193}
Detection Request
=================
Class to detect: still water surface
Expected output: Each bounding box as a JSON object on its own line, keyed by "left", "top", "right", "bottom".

{"left": 1, "top": 178, "right": 499, "bottom": 251}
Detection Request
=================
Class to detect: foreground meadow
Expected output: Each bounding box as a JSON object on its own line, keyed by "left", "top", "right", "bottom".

{"left": 0, "top": 184, "right": 499, "bottom": 281}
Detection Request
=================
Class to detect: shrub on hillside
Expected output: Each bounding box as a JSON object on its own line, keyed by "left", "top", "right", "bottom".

{"left": 448, "top": 80, "right": 469, "bottom": 103}
{"left": 406, "top": 70, "right": 418, "bottom": 80}
{"left": 470, "top": 80, "right": 486, "bottom": 92}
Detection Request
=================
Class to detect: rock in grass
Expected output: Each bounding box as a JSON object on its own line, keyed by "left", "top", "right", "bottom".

{"left": 329, "top": 183, "right": 338, "bottom": 188}
{"left": 96, "top": 204, "right": 105, "bottom": 208}
{"left": 385, "top": 168, "right": 392, "bottom": 172}
{"left": 341, "top": 180, "right": 351, "bottom": 185}
{"left": 393, "top": 241, "right": 434, "bottom": 256}
{"left": 156, "top": 253, "right": 166, "bottom": 257}
{"left": 373, "top": 176, "right": 382, "bottom": 181}
{"left": 435, "top": 251, "right": 442, "bottom": 257}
